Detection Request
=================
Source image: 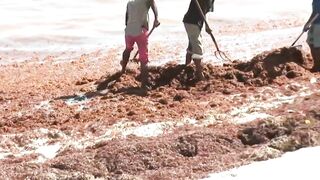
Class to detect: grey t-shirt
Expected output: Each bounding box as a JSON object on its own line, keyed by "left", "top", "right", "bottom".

{"left": 125, "top": 0, "right": 151, "bottom": 36}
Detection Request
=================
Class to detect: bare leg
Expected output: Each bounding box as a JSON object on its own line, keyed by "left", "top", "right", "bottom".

{"left": 120, "top": 49, "right": 131, "bottom": 73}
{"left": 309, "top": 44, "right": 320, "bottom": 72}
{"left": 140, "top": 62, "right": 149, "bottom": 88}
{"left": 185, "top": 52, "right": 192, "bottom": 65}
{"left": 193, "top": 58, "right": 204, "bottom": 80}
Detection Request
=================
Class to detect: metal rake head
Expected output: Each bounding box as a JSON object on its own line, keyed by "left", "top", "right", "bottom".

{"left": 214, "top": 50, "right": 232, "bottom": 61}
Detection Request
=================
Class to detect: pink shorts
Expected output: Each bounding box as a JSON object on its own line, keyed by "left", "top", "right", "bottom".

{"left": 125, "top": 28, "right": 149, "bottom": 64}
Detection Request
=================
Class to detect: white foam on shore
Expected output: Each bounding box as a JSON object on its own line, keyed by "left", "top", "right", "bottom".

{"left": 34, "top": 100, "right": 54, "bottom": 115}
{"left": 0, "top": 119, "right": 197, "bottom": 162}
{"left": 0, "top": 129, "right": 62, "bottom": 163}
{"left": 226, "top": 82, "right": 320, "bottom": 124}
{"left": 203, "top": 146, "right": 320, "bottom": 180}
{"left": 35, "top": 142, "right": 61, "bottom": 163}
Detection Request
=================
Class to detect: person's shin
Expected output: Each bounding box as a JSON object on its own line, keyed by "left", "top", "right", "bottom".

{"left": 121, "top": 49, "right": 131, "bottom": 73}
{"left": 193, "top": 58, "right": 204, "bottom": 80}
{"left": 186, "top": 52, "right": 192, "bottom": 65}
{"left": 140, "top": 61, "right": 150, "bottom": 88}
{"left": 309, "top": 44, "right": 320, "bottom": 72}
{"left": 311, "top": 46, "right": 320, "bottom": 72}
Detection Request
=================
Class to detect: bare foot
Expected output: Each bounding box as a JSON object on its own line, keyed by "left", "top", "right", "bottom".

{"left": 195, "top": 71, "right": 204, "bottom": 81}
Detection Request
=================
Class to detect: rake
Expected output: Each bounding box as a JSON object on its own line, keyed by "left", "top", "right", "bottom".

{"left": 193, "top": 0, "right": 231, "bottom": 61}
{"left": 291, "top": 13, "right": 319, "bottom": 47}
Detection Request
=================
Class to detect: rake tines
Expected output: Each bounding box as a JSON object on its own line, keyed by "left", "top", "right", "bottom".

{"left": 192, "top": 0, "right": 232, "bottom": 62}
{"left": 214, "top": 50, "right": 232, "bottom": 61}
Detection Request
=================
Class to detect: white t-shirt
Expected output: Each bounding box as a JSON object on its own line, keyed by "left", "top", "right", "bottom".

{"left": 125, "top": 0, "right": 150, "bottom": 36}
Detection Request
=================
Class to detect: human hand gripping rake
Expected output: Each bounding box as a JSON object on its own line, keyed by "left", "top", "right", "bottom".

{"left": 291, "top": 13, "right": 319, "bottom": 47}
{"left": 193, "top": 0, "right": 231, "bottom": 61}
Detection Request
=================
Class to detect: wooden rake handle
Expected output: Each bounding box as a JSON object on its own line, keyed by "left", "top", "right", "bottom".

{"left": 133, "top": 25, "right": 158, "bottom": 59}
{"left": 291, "top": 13, "right": 319, "bottom": 47}
{"left": 192, "top": 0, "right": 220, "bottom": 51}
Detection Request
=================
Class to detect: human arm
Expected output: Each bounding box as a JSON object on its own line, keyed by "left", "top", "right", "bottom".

{"left": 125, "top": 5, "right": 128, "bottom": 26}
{"left": 202, "top": 0, "right": 214, "bottom": 34}
{"left": 303, "top": 12, "right": 318, "bottom": 31}
{"left": 304, "top": 2, "right": 320, "bottom": 31}
{"left": 150, "top": 0, "right": 160, "bottom": 28}
{"left": 205, "top": 14, "right": 212, "bottom": 34}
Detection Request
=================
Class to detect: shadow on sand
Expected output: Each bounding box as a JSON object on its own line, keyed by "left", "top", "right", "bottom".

{"left": 56, "top": 64, "right": 201, "bottom": 101}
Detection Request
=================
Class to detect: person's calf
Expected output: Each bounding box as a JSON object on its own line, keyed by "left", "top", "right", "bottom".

{"left": 185, "top": 52, "right": 192, "bottom": 65}
{"left": 193, "top": 59, "right": 204, "bottom": 81}
{"left": 120, "top": 49, "right": 131, "bottom": 73}
{"left": 140, "top": 62, "right": 151, "bottom": 89}
{"left": 310, "top": 46, "right": 320, "bottom": 72}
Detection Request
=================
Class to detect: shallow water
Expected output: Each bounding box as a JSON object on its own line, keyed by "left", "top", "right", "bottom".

{"left": 0, "top": 0, "right": 312, "bottom": 63}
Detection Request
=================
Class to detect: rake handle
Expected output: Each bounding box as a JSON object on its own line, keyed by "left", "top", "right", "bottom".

{"left": 291, "top": 13, "right": 319, "bottom": 46}
{"left": 133, "top": 26, "right": 157, "bottom": 59}
{"left": 291, "top": 32, "right": 304, "bottom": 47}
{"left": 192, "top": 0, "right": 220, "bottom": 51}
{"left": 208, "top": 31, "right": 221, "bottom": 52}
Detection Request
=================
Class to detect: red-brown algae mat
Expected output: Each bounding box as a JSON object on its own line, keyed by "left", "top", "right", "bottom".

{"left": 1, "top": 47, "right": 320, "bottom": 179}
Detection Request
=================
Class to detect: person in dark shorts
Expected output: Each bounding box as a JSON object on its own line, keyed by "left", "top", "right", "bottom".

{"left": 305, "top": 0, "right": 320, "bottom": 72}
{"left": 183, "top": 0, "right": 214, "bottom": 80}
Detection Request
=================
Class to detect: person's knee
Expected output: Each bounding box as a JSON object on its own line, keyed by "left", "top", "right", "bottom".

{"left": 191, "top": 53, "right": 203, "bottom": 59}
{"left": 139, "top": 57, "right": 148, "bottom": 65}
{"left": 124, "top": 48, "right": 133, "bottom": 54}
{"left": 122, "top": 49, "right": 132, "bottom": 61}
{"left": 138, "top": 47, "right": 148, "bottom": 64}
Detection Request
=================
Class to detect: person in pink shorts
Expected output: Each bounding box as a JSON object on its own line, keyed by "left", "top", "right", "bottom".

{"left": 121, "top": 0, "right": 160, "bottom": 88}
